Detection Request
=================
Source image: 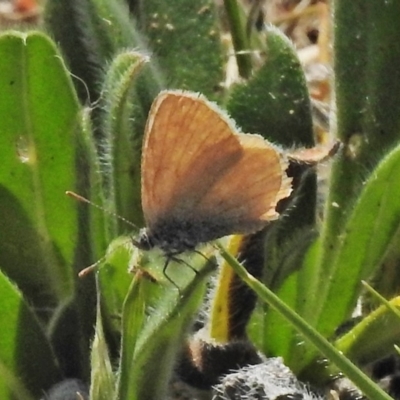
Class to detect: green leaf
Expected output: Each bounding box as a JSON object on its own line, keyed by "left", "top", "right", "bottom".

{"left": 227, "top": 24, "right": 313, "bottom": 147}
{"left": 44, "top": 0, "right": 163, "bottom": 146}
{"left": 316, "top": 143, "right": 400, "bottom": 336}
{"left": 78, "top": 106, "right": 109, "bottom": 256}
{"left": 44, "top": 0, "right": 111, "bottom": 102}
{"left": 336, "top": 297, "right": 400, "bottom": 366}
{"left": 0, "top": 31, "right": 99, "bottom": 381}
{"left": 314, "top": 0, "right": 400, "bottom": 331}
{"left": 101, "top": 51, "right": 149, "bottom": 230}
{"left": 288, "top": 142, "right": 400, "bottom": 375}
{"left": 90, "top": 288, "right": 115, "bottom": 400}
{"left": 139, "top": 0, "right": 225, "bottom": 99}
{"left": 118, "top": 253, "right": 215, "bottom": 400}
{"left": 98, "top": 237, "right": 142, "bottom": 339}
{"left": 0, "top": 31, "right": 81, "bottom": 307}
{"left": 0, "top": 269, "right": 61, "bottom": 398}
{"left": 116, "top": 268, "right": 148, "bottom": 400}
{"left": 334, "top": 0, "right": 400, "bottom": 150}
{"left": 88, "top": 0, "right": 148, "bottom": 51}
{"left": 87, "top": 0, "right": 165, "bottom": 138}
{"left": 256, "top": 273, "right": 299, "bottom": 359}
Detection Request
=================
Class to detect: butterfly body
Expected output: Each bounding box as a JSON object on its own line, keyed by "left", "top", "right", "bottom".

{"left": 136, "top": 223, "right": 198, "bottom": 255}
{"left": 137, "top": 210, "right": 267, "bottom": 256}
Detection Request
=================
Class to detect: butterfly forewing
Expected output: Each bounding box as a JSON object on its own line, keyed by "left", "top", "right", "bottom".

{"left": 142, "top": 91, "right": 243, "bottom": 227}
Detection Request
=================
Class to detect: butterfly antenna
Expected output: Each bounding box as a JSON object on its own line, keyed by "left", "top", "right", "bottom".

{"left": 78, "top": 249, "right": 117, "bottom": 278}
{"left": 78, "top": 258, "right": 104, "bottom": 278}
{"left": 66, "top": 191, "right": 139, "bottom": 230}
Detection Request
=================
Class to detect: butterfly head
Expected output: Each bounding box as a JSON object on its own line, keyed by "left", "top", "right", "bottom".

{"left": 135, "top": 228, "right": 155, "bottom": 251}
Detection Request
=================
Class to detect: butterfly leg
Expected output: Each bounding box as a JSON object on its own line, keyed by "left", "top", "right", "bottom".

{"left": 162, "top": 256, "right": 181, "bottom": 292}
{"left": 162, "top": 252, "right": 200, "bottom": 292}
{"left": 192, "top": 249, "right": 216, "bottom": 268}
{"left": 170, "top": 256, "right": 199, "bottom": 275}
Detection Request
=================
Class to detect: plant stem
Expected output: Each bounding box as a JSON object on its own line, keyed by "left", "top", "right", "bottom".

{"left": 223, "top": 0, "right": 252, "bottom": 78}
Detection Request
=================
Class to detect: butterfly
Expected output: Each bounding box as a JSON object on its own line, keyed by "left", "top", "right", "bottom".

{"left": 135, "top": 90, "right": 293, "bottom": 261}
{"left": 69, "top": 90, "right": 337, "bottom": 280}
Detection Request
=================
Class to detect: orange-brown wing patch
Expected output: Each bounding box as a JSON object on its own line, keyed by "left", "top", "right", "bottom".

{"left": 141, "top": 91, "right": 242, "bottom": 227}
{"left": 141, "top": 90, "right": 292, "bottom": 239}
{"left": 195, "top": 134, "right": 292, "bottom": 234}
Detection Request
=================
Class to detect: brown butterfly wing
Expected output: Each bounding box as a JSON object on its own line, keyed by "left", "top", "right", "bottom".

{"left": 141, "top": 90, "right": 292, "bottom": 242}
{"left": 195, "top": 134, "right": 292, "bottom": 235}
{"left": 142, "top": 90, "right": 243, "bottom": 227}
